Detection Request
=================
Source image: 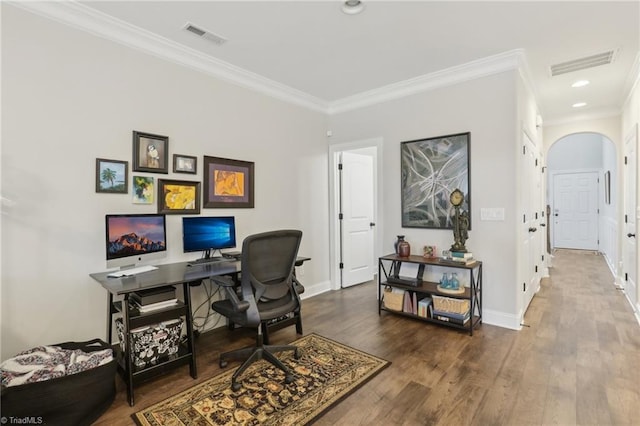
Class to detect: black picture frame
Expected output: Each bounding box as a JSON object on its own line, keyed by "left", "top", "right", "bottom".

{"left": 95, "top": 158, "right": 128, "bottom": 194}
{"left": 203, "top": 156, "right": 255, "bottom": 208}
{"left": 173, "top": 154, "right": 197, "bottom": 174}
{"left": 157, "top": 178, "right": 201, "bottom": 214}
{"left": 401, "top": 132, "right": 471, "bottom": 229}
{"left": 132, "top": 131, "right": 169, "bottom": 174}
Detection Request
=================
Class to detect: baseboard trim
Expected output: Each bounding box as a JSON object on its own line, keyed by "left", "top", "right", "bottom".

{"left": 482, "top": 309, "right": 522, "bottom": 331}
{"left": 300, "top": 280, "right": 332, "bottom": 300}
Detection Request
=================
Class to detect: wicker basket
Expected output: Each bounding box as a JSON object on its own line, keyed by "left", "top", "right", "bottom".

{"left": 432, "top": 295, "right": 470, "bottom": 315}
{"left": 383, "top": 287, "right": 404, "bottom": 311}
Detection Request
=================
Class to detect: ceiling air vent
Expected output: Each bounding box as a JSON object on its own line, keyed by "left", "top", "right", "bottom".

{"left": 183, "top": 22, "right": 227, "bottom": 46}
{"left": 550, "top": 50, "right": 616, "bottom": 76}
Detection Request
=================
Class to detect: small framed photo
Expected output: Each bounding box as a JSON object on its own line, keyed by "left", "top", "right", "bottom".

{"left": 423, "top": 245, "right": 437, "bottom": 258}
{"left": 96, "top": 158, "right": 128, "bottom": 193}
{"left": 132, "top": 176, "right": 154, "bottom": 204}
{"left": 157, "top": 178, "right": 200, "bottom": 214}
{"left": 203, "top": 156, "right": 255, "bottom": 208}
{"left": 132, "top": 131, "right": 169, "bottom": 174}
{"left": 173, "top": 154, "right": 197, "bottom": 174}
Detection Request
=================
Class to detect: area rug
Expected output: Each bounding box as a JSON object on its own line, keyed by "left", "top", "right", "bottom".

{"left": 133, "top": 333, "right": 390, "bottom": 425}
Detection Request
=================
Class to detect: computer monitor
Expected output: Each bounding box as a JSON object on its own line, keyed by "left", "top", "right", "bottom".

{"left": 105, "top": 214, "right": 167, "bottom": 269}
{"left": 182, "top": 216, "right": 236, "bottom": 259}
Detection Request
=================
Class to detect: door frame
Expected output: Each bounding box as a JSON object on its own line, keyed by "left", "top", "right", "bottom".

{"left": 329, "top": 138, "right": 383, "bottom": 291}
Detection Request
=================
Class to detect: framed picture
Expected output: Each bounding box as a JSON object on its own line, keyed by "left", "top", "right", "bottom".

{"left": 401, "top": 132, "right": 471, "bottom": 229}
{"left": 173, "top": 154, "right": 197, "bottom": 174}
{"left": 132, "top": 176, "right": 154, "bottom": 204}
{"left": 96, "top": 158, "right": 128, "bottom": 193}
{"left": 157, "top": 179, "right": 201, "bottom": 214}
{"left": 132, "top": 131, "right": 169, "bottom": 174}
{"left": 203, "top": 156, "right": 254, "bottom": 208}
{"left": 604, "top": 170, "right": 611, "bottom": 205}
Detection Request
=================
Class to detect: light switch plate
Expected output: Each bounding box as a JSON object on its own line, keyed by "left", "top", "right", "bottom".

{"left": 480, "top": 208, "right": 505, "bottom": 221}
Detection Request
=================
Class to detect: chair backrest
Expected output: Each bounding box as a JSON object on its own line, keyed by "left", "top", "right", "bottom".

{"left": 239, "top": 230, "right": 303, "bottom": 322}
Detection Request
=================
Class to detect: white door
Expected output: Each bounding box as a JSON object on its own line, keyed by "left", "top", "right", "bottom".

{"left": 521, "top": 136, "right": 541, "bottom": 314}
{"left": 623, "top": 125, "right": 637, "bottom": 305}
{"left": 340, "top": 151, "right": 375, "bottom": 287}
{"left": 552, "top": 172, "right": 599, "bottom": 250}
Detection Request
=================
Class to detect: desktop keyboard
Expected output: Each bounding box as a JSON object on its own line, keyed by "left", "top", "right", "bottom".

{"left": 107, "top": 265, "right": 158, "bottom": 278}
{"left": 188, "top": 257, "right": 234, "bottom": 266}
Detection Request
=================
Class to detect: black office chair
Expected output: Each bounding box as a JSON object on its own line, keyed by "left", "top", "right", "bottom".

{"left": 211, "top": 230, "right": 303, "bottom": 391}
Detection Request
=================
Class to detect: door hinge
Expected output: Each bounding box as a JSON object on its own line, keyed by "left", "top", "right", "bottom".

{"left": 338, "top": 213, "right": 343, "bottom": 220}
{"left": 338, "top": 163, "right": 343, "bottom": 170}
{"left": 625, "top": 272, "right": 628, "bottom": 281}
{"left": 542, "top": 254, "right": 545, "bottom": 262}
{"left": 523, "top": 214, "right": 526, "bottom": 223}
{"left": 339, "top": 262, "right": 344, "bottom": 269}
{"left": 535, "top": 265, "right": 538, "bottom": 273}
{"left": 535, "top": 158, "right": 538, "bottom": 167}
{"left": 523, "top": 282, "right": 526, "bottom": 292}
{"left": 625, "top": 214, "right": 628, "bottom": 223}
{"left": 625, "top": 156, "right": 628, "bottom": 165}
{"left": 535, "top": 212, "right": 538, "bottom": 219}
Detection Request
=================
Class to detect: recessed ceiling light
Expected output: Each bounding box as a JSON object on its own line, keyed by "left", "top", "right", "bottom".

{"left": 572, "top": 102, "right": 587, "bottom": 108}
{"left": 571, "top": 80, "right": 590, "bottom": 88}
{"left": 342, "top": 0, "right": 365, "bottom": 15}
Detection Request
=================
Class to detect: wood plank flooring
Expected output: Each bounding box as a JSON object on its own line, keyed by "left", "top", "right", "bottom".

{"left": 94, "top": 249, "right": 640, "bottom": 425}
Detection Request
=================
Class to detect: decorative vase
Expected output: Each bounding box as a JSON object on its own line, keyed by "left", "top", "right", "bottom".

{"left": 394, "top": 235, "right": 405, "bottom": 254}
{"left": 450, "top": 273, "right": 460, "bottom": 290}
{"left": 398, "top": 238, "right": 411, "bottom": 257}
{"left": 440, "top": 273, "right": 449, "bottom": 289}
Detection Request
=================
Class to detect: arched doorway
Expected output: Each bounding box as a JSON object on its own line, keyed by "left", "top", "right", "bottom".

{"left": 547, "top": 132, "right": 618, "bottom": 272}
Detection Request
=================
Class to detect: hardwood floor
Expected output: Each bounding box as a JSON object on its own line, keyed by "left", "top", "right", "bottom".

{"left": 94, "top": 249, "right": 640, "bottom": 425}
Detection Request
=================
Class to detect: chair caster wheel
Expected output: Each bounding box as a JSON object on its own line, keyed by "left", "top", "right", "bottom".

{"left": 285, "top": 374, "right": 294, "bottom": 384}
{"left": 231, "top": 382, "right": 241, "bottom": 392}
{"left": 294, "top": 349, "right": 301, "bottom": 359}
{"left": 220, "top": 359, "right": 228, "bottom": 368}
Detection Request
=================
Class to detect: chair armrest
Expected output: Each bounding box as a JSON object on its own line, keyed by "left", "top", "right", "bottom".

{"left": 211, "top": 276, "right": 250, "bottom": 312}
{"left": 292, "top": 276, "right": 305, "bottom": 295}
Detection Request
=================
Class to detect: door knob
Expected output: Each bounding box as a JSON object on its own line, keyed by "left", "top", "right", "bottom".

{"left": 628, "top": 233, "right": 636, "bottom": 238}
{"left": 539, "top": 223, "right": 546, "bottom": 227}
{"left": 528, "top": 227, "right": 537, "bottom": 232}
{"left": 369, "top": 222, "right": 376, "bottom": 227}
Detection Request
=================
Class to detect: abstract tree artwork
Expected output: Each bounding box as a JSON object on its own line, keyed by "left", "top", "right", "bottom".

{"left": 401, "top": 132, "right": 470, "bottom": 229}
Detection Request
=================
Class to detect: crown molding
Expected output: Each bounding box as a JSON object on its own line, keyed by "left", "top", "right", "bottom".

{"left": 10, "top": 1, "right": 527, "bottom": 116}
{"left": 8, "top": 1, "right": 329, "bottom": 113}
{"left": 327, "top": 49, "right": 525, "bottom": 114}
{"left": 622, "top": 51, "right": 640, "bottom": 109}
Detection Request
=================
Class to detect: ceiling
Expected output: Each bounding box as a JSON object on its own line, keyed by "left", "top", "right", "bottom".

{"left": 20, "top": 1, "right": 640, "bottom": 123}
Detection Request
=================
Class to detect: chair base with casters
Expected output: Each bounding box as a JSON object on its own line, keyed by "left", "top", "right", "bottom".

{"left": 219, "top": 325, "right": 301, "bottom": 391}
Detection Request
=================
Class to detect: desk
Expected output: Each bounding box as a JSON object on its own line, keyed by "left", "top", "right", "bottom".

{"left": 90, "top": 256, "right": 309, "bottom": 406}
{"left": 90, "top": 260, "right": 240, "bottom": 406}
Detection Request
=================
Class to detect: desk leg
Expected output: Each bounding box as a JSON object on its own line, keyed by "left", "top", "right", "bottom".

{"left": 106, "top": 293, "right": 113, "bottom": 344}
{"left": 183, "top": 283, "right": 198, "bottom": 379}
{"left": 123, "top": 294, "right": 135, "bottom": 406}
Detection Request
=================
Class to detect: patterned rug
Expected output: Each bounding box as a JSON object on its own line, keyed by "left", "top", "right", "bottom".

{"left": 133, "top": 333, "right": 390, "bottom": 425}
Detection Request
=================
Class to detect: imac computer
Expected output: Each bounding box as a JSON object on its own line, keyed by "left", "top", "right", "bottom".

{"left": 105, "top": 213, "right": 167, "bottom": 273}
{"left": 182, "top": 216, "right": 236, "bottom": 262}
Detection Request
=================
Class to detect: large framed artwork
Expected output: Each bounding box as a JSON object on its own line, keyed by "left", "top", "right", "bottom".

{"left": 400, "top": 132, "right": 471, "bottom": 229}
{"left": 203, "top": 156, "right": 254, "bottom": 208}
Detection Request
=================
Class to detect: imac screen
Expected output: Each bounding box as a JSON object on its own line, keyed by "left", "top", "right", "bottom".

{"left": 106, "top": 214, "right": 167, "bottom": 267}
{"left": 182, "top": 216, "right": 236, "bottom": 254}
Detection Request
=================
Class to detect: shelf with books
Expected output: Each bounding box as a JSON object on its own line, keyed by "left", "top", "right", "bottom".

{"left": 378, "top": 253, "right": 482, "bottom": 335}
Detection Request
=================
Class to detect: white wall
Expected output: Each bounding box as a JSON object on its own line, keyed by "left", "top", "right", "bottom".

{"left": 328, "top": 71, "right": 522, "bottom": 329}
{"left": 0, "top": 5, "right": 330, "bottom": 359}
{"left": 547, "top": 133, "right": 607, "bottom": 170}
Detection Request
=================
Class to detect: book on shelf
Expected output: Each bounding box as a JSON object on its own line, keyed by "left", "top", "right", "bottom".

{"left": 133, "top": 298, "right": 178, "bottom": 313}
{"left": 131, "top": 285, "right": 176, "bottom": 305}
{"left": 402, "top": 291, "right": 418, "bottom": 315}
{"left": 451, "top": 251, "right": 473, "bottom": 259}
{"left": 417, "top": 297, "right": 432, "bottom": 318}
{"left": 439, "top": 257, "right": 475, "bottom": 266}
{"left": 432, "top": 308, "right": 470, "bottom": 325}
